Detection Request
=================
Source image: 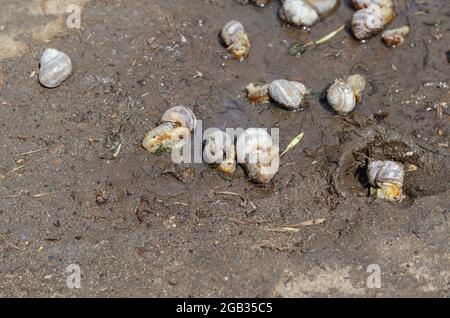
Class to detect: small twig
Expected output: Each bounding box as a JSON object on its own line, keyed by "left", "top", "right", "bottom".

{"left": 19, "top": 148, "right": 47, "bottom": 156}
{"left": 0, "top": 190, "right": 23, "bottom": 200}
{"left": 0, "top": 234, "right": 20, "bottom": 251}
{"left": 215, "top": 191, "right": 257, "bottom": 210}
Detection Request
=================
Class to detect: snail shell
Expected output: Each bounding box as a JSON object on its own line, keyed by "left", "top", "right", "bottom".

{"left": 160, "top": 106, "right": 197, "bottom": 130}
{"left": 352, "top": 0, "right": 392, "bottom": 10}
{"left": 327, "top": 79, "right": 356, "bottom": 114}
{"left": 246, "top": 83, "right": 270, "bottom": 103}
{"left": 251, "top": 0, "right": 272, "bottom": 7}
{"left": 203, "top": 130, "right": 236, "bottom": 174}
{"left": 351, "top": 5, "right": 384, "bottom": 40}
{"left": 38, "top": 48, "right": 72, "bottom": 88}
{"left": 269, "top": 79, "right": 310, "bottom": 110}
{"left": 221, "top": 20, "right": 251, "bottom": 61}
{"left": 345, "top": 74, "right": 366, "bottom": 103}
{"left": 368, "top": 160, "right": 405, "bottom": 202}
{"left": 279, "top": 0, "right": 319, "bottom": 27}
{"left": 306, "top": 0, "right": 340, "bottom": 17}
{"left": 382, "top": 26, "right": 410, "bottom": 47}
{"left": 142, "top": 106, "right": 196, "bottom": 153}
{"left": 236, "top": 128, "right": 279, "bottom": 184}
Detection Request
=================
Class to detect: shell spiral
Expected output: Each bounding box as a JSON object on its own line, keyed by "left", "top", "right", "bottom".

{"left": 160, "top": 106, "right": 197, "bottom": 131}
{"left": 327, "top": 80, "right": 356, "bottom": 114}
{"left": 221, "top": 20, "right": 245, "bottom": 47}
{"left": 38, "top": 48, "right": 72, "bottom": 88}
{"left": 368, "top": 160, "right": 404, "bottom": 187}
{"left": 269, "top": 79, "right": 309, "bottom": 110}
{"left": 351, "top": 5, "right": 384, "bottom": 40}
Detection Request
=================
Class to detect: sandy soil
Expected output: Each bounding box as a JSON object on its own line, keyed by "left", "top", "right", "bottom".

{"left": 0, "top": 0, "right": 449, "bottom": 297}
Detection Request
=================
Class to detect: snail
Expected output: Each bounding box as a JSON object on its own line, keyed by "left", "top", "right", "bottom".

{"left": 250, "top": 0, "right": 272, "bottom": 7}
{"left": 221, "top": 20, "right": 251, "bottom": 62}
{"left": 382, "top": 26, "right": 410, "bottom": 47}
{"left": 246, "top": 83, "right": 270, "bottom": 103}
{"left": 268, "top": 79, "right": 311, "bottom": 110}
{"left": 236, "top": 128, "right": 279, "bottom": 184}
{"left": 327, "top": 74, "right": 366, "bottom": 114}
{"left": 368, "top": 160, "right": 405, "bottom": 202}
{"left": 203, "top": 130, "right": 237, "bottom": 174}
{"left": 38, "top": 48, "right": 72, "bottom": 88}
{"left": 142, "top": 106, "right": 196, "bottom": 153}
{"left": 279, "top": 0, "right": 340, "bottom": 27}
{"left": 351, "top": 5, "right": 384, "bottom": 40}
{"left": 352, "top": 0, "right": 392, "bottom": 10}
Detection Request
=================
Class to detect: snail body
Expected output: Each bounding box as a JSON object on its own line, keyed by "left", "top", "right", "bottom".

{"left": 203, "top": 130, "right": 236, "bottom": 174}
{"left": 142, "top": 106, "right": 196, "bottom": 153}
{"left": 345, "top": 73, "right": 366, "bottom": 103}
{"left": 368, "top": 160, "right": 405, "bottom": 202}
{"left": 236, "top": 128, "right": 279, "bottom": 184}
{"left": 221, "top": 20, "right": 251, "bottom": 61}
{"left": 246, "top": 83, "right": 270, "bottom": 103}
{"left": 38, "top": 48, "right": 72, "bottom": 88}
{"left": 268, "top": 79, "right": 310, "bottom": 110}
{"left": 382, "top": 26, "right": 410, "bottom": 47}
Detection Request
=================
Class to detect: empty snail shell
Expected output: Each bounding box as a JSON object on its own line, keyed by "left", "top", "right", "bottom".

{"left": 279, "top": 0, "right": 319, "bottom": 27}
{"left": 368, "top": 160, "right": 405, "bottom": 202}
{"left": 382, "top": 26, "right": 410, "bottom": 47}
{"left": 269, "top": 79, "right": 310, "bottom": 110}
{"left": 345, "top": 74, "right": 366, "bottom": 103}
{"left": 246, "top": 83, "right": 270, "bottom": 103}
{"left": 236, "top": 128, "right": 279, "bottom": 184}
{"left": 352, "top": 0, "right": 392, "bottom": 10}
{"left": 221, "top": 20, "right": 251, "bottom": 62}
{"left": 250, "top": 0, "right": 272, "bottom": 7}
{"left": 142, "top": 106, "right": 196, "bottom": 153}
{"left": 203, "top": 130, "right": 236, "bottom": 174}
{"left": 306, "top": 0, "right": 340, "bottom": 17}
{"left": 351, "top": 5, "right": 384, "bottom": 40}
{"left": 38, "top": 48, "right": 72, "bottom": 88}
{"left": 327, "top": 79, "right": 356, "bottom": 114}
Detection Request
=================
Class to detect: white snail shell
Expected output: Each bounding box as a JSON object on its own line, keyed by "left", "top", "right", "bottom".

{"left": 351, "top": 5, "right": 384, "bottom": 40}
{"left": 280, "top": 0, "right": 319, "bottom": 27}
{"left": 327, "top": 79, "right": 356, "bottom": 114}
{"left": 269, "top": 79, "right": 310, "bottom": 110}
{"left": 221, "top": 20, "right": 251, "bottom": 61}
{"left": 382, "top": 26, "right": 410, "bottom": 47}
{"left": 352, "top": 0, "right": 392, "bottom": 10}
{"left": 38, "top": 48, "right": 72, "bottom": 88}
{"left": 306, "top": 0, "right": 340, "bottom": 17}
{"left": 142, "top": 106, "right": 196, "bottom": 153}
{"left": 368, "top": 160, "right": 405, "bottom": 201}
{"left": 236, "top": 128, "right": 279, "bottom": 184}
{"left": 203, "top": 130, "right": 236, "bottom": 174}
{"left": 160, "top": 106, "right": 197, "bottom": 130}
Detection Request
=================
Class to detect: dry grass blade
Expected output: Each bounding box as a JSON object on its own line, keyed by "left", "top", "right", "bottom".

{"left": 280, "top": 132, "right": 304, "bottom": 157}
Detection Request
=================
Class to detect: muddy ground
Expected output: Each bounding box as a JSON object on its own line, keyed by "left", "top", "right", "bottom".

{"left": 0, "top": 0, "right": 449, "bottom": 297}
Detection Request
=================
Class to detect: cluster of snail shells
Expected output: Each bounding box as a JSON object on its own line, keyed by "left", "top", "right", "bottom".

{"left": 247, "top": 79, "right": 311, "bottom": 111}
{"left": 351, "top": 0, "right": 395, "bottom": 40}
{"left": 236, "top": 128, "right": 280, "bottom": 184}
{"left": 327, "top": 74, "right": 366, "bottom": 114}
{"left": 38, "top": 48, "right": 72, "bottom": 88}
{"left": 279, "top": 0, "right": 340, "bottom": 27}
{"left": 221, "top": 20, "right": 251, "bottom": 61}
{"left": 368, "top": 160, "right": 405, "bottom": 202}
{"left": 142, "top": 106, "right": 196, "bottom": 153}
{"left": 203, "top": 130, "right": 237, "bottom": 174}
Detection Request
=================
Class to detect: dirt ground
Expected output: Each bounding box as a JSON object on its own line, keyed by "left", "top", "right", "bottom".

{"left": 0, "top": 0, "right": 449, "bottom": 297}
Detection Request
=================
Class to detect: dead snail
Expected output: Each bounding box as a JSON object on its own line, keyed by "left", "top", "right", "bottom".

{"left": 142, "top": 106, "right": 196, "bottom": 153}
{"left": 221, "top": 20, "right": 251, "bottom": 62}
{"left": 279, "top": 0, "right": 340, "bottom": 27}
{"left": 236, "top": 128, "right": 279, "bottom": 184}
{"left": 351, "top": 5, "right": 384, "bottom": 40}
{"left": 246, "top": 83, "right": 270, "bottom": 103}
{"left": 268, "top": 79, "right": 311, "bottom": 110}
{"left": 368, "top": 160, "right": 405, "bottom": 202}
{"left": 382, "top": 26, "right": 410, "bottom": 47}
{"left": 327, "top": 74, "right": 366, "bottom": 114}
{"left": 38, "top": 48, "right": 72, "bottom": 88}
{"left": 203, "top": 130, "right": 236, "bottom": 174}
